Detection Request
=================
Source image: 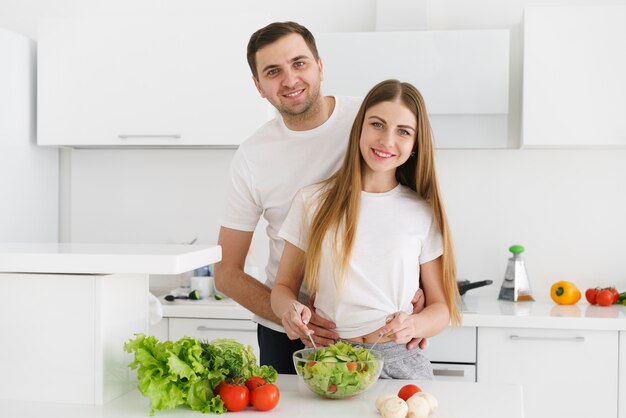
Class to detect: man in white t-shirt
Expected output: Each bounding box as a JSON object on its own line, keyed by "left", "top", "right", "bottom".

{"left": 215, "top": 21, "right": 424, "bottom": 374}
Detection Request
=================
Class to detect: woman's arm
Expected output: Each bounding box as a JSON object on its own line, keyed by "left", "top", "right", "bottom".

{"left": 380, "top": 256, "right": 450, "bottom": 344}
{"left": 270, "top": 241, "right": 314, "bottom": 340}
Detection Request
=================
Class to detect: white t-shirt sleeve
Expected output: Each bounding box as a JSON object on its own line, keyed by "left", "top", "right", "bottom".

{"left": 278, "top": 189, "right": 309, "bottom": 250}
{"left": 419, "top": 214, "right": 444, "bottom": 264}
{"left": 219, "top": 149, "right": 262, "bottom": 232}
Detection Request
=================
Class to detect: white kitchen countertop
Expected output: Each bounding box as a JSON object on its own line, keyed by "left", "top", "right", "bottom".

{"left": 0, "top": 375, "right": 523, "bottom": 418}
{"left": 0, "top": 243, "right": 221, "bottom": 274}
{"left": 160, "top": 293, "right": 254, "bottom": 319}
{"left": 460, "top": 295, "right": 626, "bottom": 330}
{"left": 159, "top": 293, "right": 626, "bottom": 331}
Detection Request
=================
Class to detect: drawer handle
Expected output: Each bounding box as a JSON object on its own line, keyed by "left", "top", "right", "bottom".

{"left": 509, "top": 335, "right": 585, "bottom": 342}
{"left": 433, "top": 369, "right": 466, "bottom": 377}
{"left": 118, "top": 134, "right": 181, "bottom": 139}
{"left": 197, "top": 326, "right": 216, "bottom": 332}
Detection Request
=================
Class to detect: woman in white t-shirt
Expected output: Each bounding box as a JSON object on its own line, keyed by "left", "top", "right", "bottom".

{"left": 270, "top": 79, "right": 461, "bottom": 379}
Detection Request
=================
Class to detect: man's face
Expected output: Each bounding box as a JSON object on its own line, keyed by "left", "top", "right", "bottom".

{"left": 253, "top": 33, "right": 323, "bottom": 119}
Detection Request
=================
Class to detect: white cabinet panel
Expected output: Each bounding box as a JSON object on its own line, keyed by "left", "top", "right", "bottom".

{"left": 169, "top": 318, "right": 259, "bottom": 362}
{"left": 522, "top": 6, "right": 626, "bottom": 147}
{"left": 0, "top": 272, "right": 148, "bottom": 405}
{"left": 148, "top": 318, "right": 169, "bottom": 341}
{"left": 0, "top": 28, "right": 58, "bottom": 241}
{"left": 316, "top": 30, "right": 510, "bottom": 148}
{"left": 426, "top": 326, "right": 476, "bottom": 363}
{"left": 38, "top": 15, "right": 271, "bottom": 147}
{"left": 617, "top": 331, "right": 626, "bottom": 418}
{"left": 478, "top": 327, "right": 618, "bottom": 418}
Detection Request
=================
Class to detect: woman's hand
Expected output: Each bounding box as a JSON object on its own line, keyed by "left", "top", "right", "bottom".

{"left": 379, "top": 312, "right": 420, "bottom": 345}
{"left": 281, "top": 301, "right": 314, "bottom": 341}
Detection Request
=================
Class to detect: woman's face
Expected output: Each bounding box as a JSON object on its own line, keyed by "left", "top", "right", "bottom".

{"left": 359, "top": 99, "right": 417, "bottom": 180}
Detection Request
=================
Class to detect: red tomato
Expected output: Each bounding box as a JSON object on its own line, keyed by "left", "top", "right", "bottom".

{"left": 585, "top": 288, "right": 598, "bottom": 305}
{"left": 596, "top": 289, "right": 614, "bottom": 307}
{"left": 328, "top": 384, "right": 337, "bottom": 393}
{"left": 245, "top": 376, "right": 266, "bottom": 392}
{"left": 219, "top": 383, "right": 250, "bottom": 412}
{"left": 250, "top": 383, "right": 280, "bottom": 411}
{"left": 398, "top": 384, "right": 422, "bottom": 401}
{"left": 607, "top": 287, "right": 619, "bottom": 303}
{"left": 346, "top": 362, "right": 357, "bottom": 373}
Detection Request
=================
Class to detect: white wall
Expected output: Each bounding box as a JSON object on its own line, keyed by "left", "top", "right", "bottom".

{"left": 1, "top": 0, "right": 625, "bottom": 299}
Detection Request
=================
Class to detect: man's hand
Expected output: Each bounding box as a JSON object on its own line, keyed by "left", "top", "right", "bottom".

{"left": 406, "top": 288, "right": 428, "bottom": 350}
{"left": 301, "top": 293, "right": 339, "bottom": 347}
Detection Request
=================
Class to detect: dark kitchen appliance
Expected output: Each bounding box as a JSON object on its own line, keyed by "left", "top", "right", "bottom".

{"left": 457, "top": 279, "right": 493, "bottom": 296}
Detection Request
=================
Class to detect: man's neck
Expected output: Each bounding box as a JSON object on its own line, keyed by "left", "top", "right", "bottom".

{"left": 282, "top": 96, "right": 336, "bottom": 131}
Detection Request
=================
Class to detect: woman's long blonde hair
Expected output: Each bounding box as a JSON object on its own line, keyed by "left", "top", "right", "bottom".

{"left": 303, "top": 79, "right": 461, "bottom": 325}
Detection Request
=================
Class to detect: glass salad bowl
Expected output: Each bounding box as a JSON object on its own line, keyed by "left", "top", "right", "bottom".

{"left": 293, "top": 342, "right": 384, "bottom": 399}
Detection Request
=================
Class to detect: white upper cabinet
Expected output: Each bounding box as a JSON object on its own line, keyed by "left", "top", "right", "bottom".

{"left": 316, "top": 30, "right": 510, "bottom": 148}
{"left": 37, "top": 15, "right": 272, "bottom": 147}
{"left": 522, "top": 6, "right": 626, "bottom": 147}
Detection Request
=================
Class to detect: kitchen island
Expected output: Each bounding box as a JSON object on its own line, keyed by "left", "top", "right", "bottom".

{"left": 0, "top": 243, "right": 221, "bottom": 406}
{"left": 156, "top": 294, "right": 626, "bottom": 418}
{"left": 0, "top": 374, "right": 523, "bottom": 418}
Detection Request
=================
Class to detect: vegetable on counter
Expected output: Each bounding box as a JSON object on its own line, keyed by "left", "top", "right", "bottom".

{"left": 124, "top": 334, "right": 277, "bottom": 415}
{"left": 584, "top": 287, "right": 626, "bottom": 306}
{"left": 398, "top": 384, "right": 421, "bottom": 401}
{"left": 376, "top": 391, "right": 439, "bottom": 418}
{"left": 550, "top": 281, "right": 581, "bottom": 305}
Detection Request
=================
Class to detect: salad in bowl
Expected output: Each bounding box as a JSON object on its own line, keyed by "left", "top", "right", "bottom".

{"left": 293, "top": 341, "right": 383, "bottom": 399}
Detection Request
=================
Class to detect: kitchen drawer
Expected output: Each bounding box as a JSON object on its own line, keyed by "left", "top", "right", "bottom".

{"left": 432, "top": 363, "right": 476, "bottom": 382}
{"left": 425, "top": 326, "right": 476, "bottom": 363}
{"left": 169, "top": 318, "right": 259, "bottom": 360}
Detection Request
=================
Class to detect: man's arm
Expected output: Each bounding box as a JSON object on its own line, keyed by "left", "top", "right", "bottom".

{"left": 214, "top": 226, "right": 281, "bottom": 324}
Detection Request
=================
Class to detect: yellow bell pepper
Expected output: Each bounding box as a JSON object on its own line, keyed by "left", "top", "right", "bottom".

{"left": 550, "top": 281, "right": 581, "bottom": 305}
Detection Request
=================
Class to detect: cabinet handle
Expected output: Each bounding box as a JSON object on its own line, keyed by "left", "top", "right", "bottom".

{"left": 433, "top": 369, "right": 466, "bottom": 377}
{"left": 509, "top": 335, "right": 584, "bottom": 342}
{"left": 197, "top": 326, "right": 216, "bottom": 332}
{"left": 118, "top": 134, "right": 181, "bottom": 139}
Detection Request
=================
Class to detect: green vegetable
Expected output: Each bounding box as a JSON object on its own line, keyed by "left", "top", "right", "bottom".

{"left": 124, "top": 334, "right": 276, "bottom": 415}
{"left": 296, "top": 341, "right": 380, "bottom": 398}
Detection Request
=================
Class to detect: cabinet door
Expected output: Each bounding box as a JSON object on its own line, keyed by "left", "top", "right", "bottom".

{"left": 617, "top": 331, "right": 626, "bottom": 418}
{"left": 477, "top": 327, "right": 618, "bottom": 418}
{"left": 315, "top": 30, "right": 510, "bottom": 148}
{"left": 148, "top": 318, "right": 169, "bottom": 341}
{"left": 38, "top": 15, "right": 271, "bottom": 147}
{"left": 522, "top": 6, "right": 626, "bottom": 147}
{"left": 169, "top": 318, "right": 259, "bottom": 361}
{"left": 426, "top": 326, "right": 476, "bottom": 363}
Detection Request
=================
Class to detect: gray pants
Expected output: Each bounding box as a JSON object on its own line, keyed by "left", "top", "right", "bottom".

{"left": 352, "top": 340, "right": 434, "bottom": 380}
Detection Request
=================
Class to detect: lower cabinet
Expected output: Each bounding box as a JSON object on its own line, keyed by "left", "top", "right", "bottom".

{"left": 169, "top": 318, "right": 260, "bottom": 362}
{"left": 426, "top": 326, "right": 477, "bottom": 382}
{"left": 148, "top": 317, "right": 169, "bottom": 341}
{"left": 477, "top": 327, "right": 619, "bottom": 418}
{"left": 617, "top": 331, "right": 626, "bottom": 418}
